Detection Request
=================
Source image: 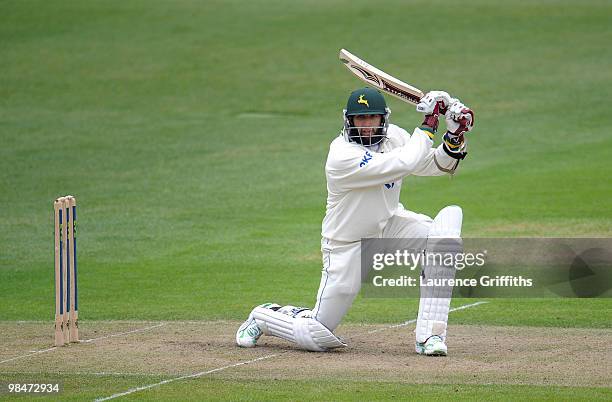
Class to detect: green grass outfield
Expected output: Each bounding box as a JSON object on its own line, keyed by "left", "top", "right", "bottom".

{"left": 1, "top": 0, "right": 611, "bottom": 400}
{"left": 0, "top": 374, "right": 610, "bottom": 402}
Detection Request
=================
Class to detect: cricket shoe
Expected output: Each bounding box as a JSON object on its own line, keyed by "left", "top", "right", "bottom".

{"left": 415, "top": 335, "right": 448, "bottom": 356}
{"left": 235, "top": 303, "right": 280, "bottom": 348}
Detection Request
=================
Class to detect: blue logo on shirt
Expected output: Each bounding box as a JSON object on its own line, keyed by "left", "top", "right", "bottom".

{"left": 359, "top": 151, "right": 373, "bottom": 168}
{"left": 384, "top": 182, "right": 395, "bottom": 189}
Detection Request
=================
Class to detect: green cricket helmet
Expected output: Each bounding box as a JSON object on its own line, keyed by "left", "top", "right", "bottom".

{"left": 343, "top": 87, "right": 391, "bottom": 146}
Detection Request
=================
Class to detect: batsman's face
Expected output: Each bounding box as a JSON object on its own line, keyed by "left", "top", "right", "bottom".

{"left": 353, "top": 114, "right": 382, "bottom": 137}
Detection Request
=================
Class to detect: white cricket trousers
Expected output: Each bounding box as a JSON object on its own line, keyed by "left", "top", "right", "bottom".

{"left": 312, "top": 206, "right": 432, "bottom": 331}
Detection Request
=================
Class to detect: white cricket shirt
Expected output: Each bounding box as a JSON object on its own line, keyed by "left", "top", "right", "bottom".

{"left": 321, "top": 124, "right": 460, "bottom": 242}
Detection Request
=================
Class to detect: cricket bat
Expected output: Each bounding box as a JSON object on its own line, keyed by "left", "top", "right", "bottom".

{"left": 339, "top": 49, "right": 424, "bottom": 105}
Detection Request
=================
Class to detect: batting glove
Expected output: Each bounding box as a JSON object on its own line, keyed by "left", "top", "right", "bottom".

{"left": 416, "top": 90, "right": 455, "bottom": 115}
{"left": 445, "top": 100, "right": 474, "bottom": 136}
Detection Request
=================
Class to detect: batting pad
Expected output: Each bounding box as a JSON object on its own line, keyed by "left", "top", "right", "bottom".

{"left": 252, "top": 305, "right": 346, "bottom": 352}
{"left": 416, "top": 205, "right": 463, "bottom": 343}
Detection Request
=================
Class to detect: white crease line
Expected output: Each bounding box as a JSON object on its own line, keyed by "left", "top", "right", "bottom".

{"left": 366, "top": 301, "right": 488, "bottom": 334}
{"left": 82, "top": 323, "right": 166, "bottom": 343}
{"left": 1, "top": 320, "right": 245, "bottom": 325}
{"left": 93, "top": 301, "right": 488, "bottom": 401}
{"left": 0, "top": 347, "right": 57, "bottom": 365}
{"left": 0, "top": 320, "right": 166, "bottom": 324}
{"left": 81, "top": 371, "right": 168, "bottom": 377}
{"left": 0, "top": 371, "right": 169, "bottom": 378}
{"left": 0, "top": 323, "right": 166, "bottom": 365}
{"left": 93, "top": 354, "right": 279, "bottom": 402}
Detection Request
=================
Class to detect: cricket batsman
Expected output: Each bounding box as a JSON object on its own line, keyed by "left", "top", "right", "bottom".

{"left": 236, "top": 87, "right": 474, "bottom": 356}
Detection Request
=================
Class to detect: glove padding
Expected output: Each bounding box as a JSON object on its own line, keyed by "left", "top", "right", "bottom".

{"left": 445, "top": 100, "right": 474, "bottom": 136}
{"left": 421, "top": 102, "right": 441, "bottom": 133}
{"left": 416, "top": 91, "right": 455, "bottom": 115}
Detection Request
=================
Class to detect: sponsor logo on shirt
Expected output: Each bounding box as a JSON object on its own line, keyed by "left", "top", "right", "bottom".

{"left": 384, "top": 182, "right": 395, "bottom": 189}
{"left": 359, "top": 151, "right": 373, "bottom": 167}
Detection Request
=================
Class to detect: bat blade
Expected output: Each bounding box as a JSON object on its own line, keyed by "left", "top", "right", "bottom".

{"left": 339, "top": 49, "right": 424, "bottom": 105}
